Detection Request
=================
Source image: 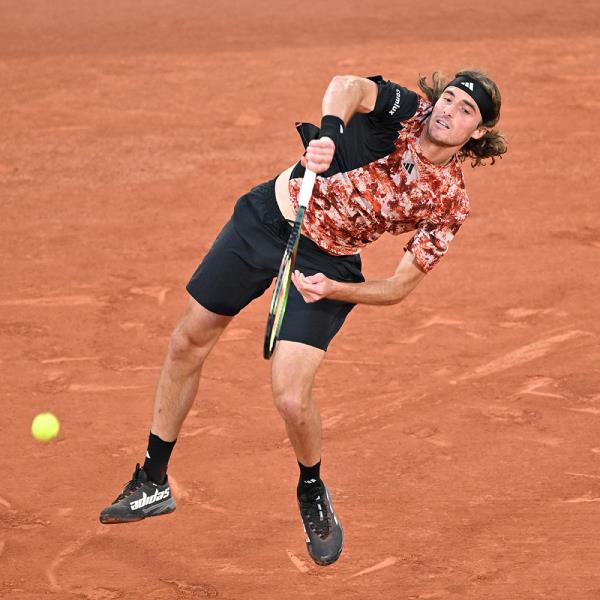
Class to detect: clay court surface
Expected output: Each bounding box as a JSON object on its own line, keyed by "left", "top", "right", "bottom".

{"left": 2, "top": 1, "right": 600, "bottom": 598}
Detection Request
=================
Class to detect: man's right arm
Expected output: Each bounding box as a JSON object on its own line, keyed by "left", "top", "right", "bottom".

{"left": 303, "top": 75, "right": 420, "bottom": 173}
{"left": 302, "top": 75, "right": 379, "bottom": 173}
{"left": 321, "top": 75, "right": 379, "bottom": 123}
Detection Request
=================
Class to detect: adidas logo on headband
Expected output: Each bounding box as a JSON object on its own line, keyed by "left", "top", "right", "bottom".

{"left": 446, "top": 76, "right": 494, "bottom": 122}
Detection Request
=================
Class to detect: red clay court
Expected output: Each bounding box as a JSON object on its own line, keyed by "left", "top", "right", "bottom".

{"left": 1, "top": 1, "right": 600, "bottom": 598}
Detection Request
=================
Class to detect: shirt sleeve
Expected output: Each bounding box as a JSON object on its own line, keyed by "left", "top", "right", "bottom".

{"left": 366, "top": 75, "right": 419, "bottom": 130}
{"left": 403, "top": 206, "right": 469, "bottom": 273}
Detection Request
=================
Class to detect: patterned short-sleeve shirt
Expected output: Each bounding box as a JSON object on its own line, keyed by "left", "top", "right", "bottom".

{"left": 288, "top": 76, "right": 470, "bottom": 273}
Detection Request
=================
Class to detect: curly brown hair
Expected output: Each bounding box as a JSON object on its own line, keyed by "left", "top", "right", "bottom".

{"left": 418, "top": 69, "right": 507, "bottom": 167}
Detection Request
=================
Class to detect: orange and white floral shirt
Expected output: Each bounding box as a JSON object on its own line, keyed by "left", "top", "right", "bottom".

{"left": 289, "top": 76, "right": 470, "bottom": 273}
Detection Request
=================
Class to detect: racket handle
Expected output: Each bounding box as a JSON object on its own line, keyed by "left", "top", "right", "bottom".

{"left": 297, "top": 169, "right": 317, "bottom": 208}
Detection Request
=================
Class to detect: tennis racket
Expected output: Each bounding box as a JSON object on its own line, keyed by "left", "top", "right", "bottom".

{"left": 263, "top": 168, "right": 317, "bottom": 359}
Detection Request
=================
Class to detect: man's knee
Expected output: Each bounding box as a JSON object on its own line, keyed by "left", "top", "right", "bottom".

{"left": 166, "top": 300, "right": 230, "bottom": 366}
{"left": 166, "top": 322, "right": 213, "bottom": 368}
{"left": 167, "top": 328, "right": 206, "bottom": 365}
{"left": 273, "top": 390, "right": 311, "bottom": 426}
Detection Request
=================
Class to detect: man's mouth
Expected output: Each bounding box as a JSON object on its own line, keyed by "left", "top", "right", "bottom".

{"left": 435, "top": 118, "right": 450, "bottom": 130}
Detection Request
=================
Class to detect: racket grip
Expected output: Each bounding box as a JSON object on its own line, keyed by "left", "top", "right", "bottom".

{"left": 297, "top": 169, "right": 316, "bottom": 208}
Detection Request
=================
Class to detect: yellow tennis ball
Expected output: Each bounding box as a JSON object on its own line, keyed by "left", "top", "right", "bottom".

{"left": 31, "top": 412, "right": 60, "bottom": 442}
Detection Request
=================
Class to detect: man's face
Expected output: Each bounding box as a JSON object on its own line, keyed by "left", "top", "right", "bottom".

{"left": 426, "top": 86, "right": 486, "bottom": 147}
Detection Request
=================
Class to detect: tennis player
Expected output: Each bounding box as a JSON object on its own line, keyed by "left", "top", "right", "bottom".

{"left": 99, "top": 70, "right": 506, "bottom": 566}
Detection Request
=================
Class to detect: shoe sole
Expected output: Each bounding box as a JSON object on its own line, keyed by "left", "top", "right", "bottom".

{"left": 99, "top": 500, "right": 176, "bottom": 524}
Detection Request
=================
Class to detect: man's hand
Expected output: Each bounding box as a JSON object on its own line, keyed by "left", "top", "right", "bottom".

{"left": 300, "top": 137, "right": 335, "bottom": 174}
{"left": 292, "top": 270, "right": 337, "bottom": 303}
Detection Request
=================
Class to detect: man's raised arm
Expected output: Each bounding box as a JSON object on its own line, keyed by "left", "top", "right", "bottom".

{"left": 301, "top": 75, "right": 378, "bottom": 174}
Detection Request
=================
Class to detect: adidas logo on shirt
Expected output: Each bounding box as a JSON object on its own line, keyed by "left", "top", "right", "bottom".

{"left": 130, "top": 488, "right": 170, "bottom": 510}
{"left": 401, "top": 149, "right": 418, "bottom": 181}
{"left": 402, "top": 161, "right": 415, "bottom": 174}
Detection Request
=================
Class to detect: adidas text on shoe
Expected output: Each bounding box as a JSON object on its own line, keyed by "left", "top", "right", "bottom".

{"left": 297, "top": 484, "right": 343, "bottom": 566}
{"left": 99, "top": 464, "right": 176, "bottom": 524}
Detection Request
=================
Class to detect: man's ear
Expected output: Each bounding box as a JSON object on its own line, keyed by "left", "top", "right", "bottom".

{"left": 471, "top": 126, "right": 488, "bottom": 141}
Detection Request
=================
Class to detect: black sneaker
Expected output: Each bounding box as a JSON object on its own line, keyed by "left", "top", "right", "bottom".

{"left": 99, "top": 464, "right": 176, "bottom": 524}
{"left": 297, "top": 483, "right": 343, "bottom": 566}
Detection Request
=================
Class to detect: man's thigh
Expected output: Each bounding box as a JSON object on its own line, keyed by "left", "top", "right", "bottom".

{"left": 271, "top": 340, "right": 325, "bottom": 397}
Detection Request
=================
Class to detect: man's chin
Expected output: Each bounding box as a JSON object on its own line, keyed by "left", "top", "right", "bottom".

{"left": 425, "top": 124, "right": 467, "bottom": 148}
{"left": 426, "top": 128, "right": 454, "bottom": 147}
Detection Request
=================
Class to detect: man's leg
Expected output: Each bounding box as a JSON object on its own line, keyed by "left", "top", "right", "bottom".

{"left": 271, "top": 340, "right": 343, "bottom": 566}
{"left": 99, "top": 298, "right": 232, "bottom": 524}
{"left": 271, "top": 340, "right": 324, "bottom": 467}
{"left": 151, "top": 298, "right": 232, "bottom": 442}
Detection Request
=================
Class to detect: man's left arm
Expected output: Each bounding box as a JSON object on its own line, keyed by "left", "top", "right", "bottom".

{"left": 291, "top": 251, "right": 426, "bottom": 306}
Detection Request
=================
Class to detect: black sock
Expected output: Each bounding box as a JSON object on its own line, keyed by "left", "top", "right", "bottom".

{"left": 143, "top": 432, "right": 176, "bottom": 484}
{"left": 297, "top": 460, "right": 323, "bottom": 497}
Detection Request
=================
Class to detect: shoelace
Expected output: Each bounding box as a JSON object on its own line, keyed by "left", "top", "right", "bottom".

{"left": 299, "top": 487, "right": 331, "bottom": 539}
{"left": 114, "top": 464, "right": 144, "bottom": 502}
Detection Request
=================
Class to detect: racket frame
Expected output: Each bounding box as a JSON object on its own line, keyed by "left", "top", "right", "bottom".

{"left": 263, "top": 169, "right": 316, "bottom": 359}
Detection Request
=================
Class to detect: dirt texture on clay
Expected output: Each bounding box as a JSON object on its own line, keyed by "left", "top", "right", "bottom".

{"left": 1, "top": 1, "right": 600, "bottom": 598}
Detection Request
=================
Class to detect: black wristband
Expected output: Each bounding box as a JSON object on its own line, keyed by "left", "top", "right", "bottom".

{"left": 319, "top": 115, "right": 345, "bottom": 148}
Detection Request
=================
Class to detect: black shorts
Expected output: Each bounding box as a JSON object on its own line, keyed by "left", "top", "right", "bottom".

{"left": 186, "top": 179, "right": 364, "bottom": 351}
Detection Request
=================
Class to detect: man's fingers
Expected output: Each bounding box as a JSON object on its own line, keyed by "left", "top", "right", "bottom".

{"left": 305, "top": 139, "right": 334, "bottom": 174}
{"left": 292, "top": 274, "right": 315, "bottom": 303}
{"left": 292, "top": 271, "right": 308, "bottom": 292}
{"left": 307, "top": 145, "right": 333, "bottom": 156}
{"left": 292, "top": 270, "right": 324, "bottom": 304}
{"left": 293, "top": 270, "right": 306, "bottom": 287}
{"left": 308, "top": 138, "right": 335, "bottom": 151}
{"left": 304, "top": 272, "right": 325, "bottom": 283}
{"left": 306, "top": 150, "right": 332, "bottom": 161}
{"left": 291, "top": 276, "right": 309, "bottom": 302}
{"left": 294, "top": 270, "right": 325, "bottom": 284}
{"left": 306, "top": 150, "right": 333, "bottom": 162}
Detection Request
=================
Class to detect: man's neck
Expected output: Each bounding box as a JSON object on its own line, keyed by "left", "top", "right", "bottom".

{"left": 418, "top": 127, "right": 459, "bottom": 166}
